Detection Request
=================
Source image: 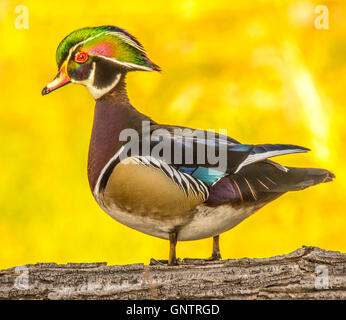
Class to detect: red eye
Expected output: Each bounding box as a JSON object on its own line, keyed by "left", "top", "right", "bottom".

{"left": 75, "top": 52, "right": 88, "bottom": 63}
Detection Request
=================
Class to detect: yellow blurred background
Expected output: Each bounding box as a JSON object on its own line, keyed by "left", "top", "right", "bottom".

{"left": 0, "top": 0, "right": 345, "bottom": 269}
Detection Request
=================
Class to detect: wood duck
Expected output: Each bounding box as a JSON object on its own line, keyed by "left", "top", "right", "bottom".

{"left": 42, "top": 26, "right": 335, "bottom": 265}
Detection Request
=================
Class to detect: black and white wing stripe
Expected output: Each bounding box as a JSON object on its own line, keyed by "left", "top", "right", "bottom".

{"left": 234, "top": 144, "right": 310, "bottom": 173}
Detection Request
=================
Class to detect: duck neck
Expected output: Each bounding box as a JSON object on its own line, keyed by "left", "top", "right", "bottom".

{"left": 87, "top": 76, "right": 153, "bottom": 191}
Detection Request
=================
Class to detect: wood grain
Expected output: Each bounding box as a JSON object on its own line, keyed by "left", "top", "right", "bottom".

{"left": 0, "top": 246, "right": 345, "bottom": 300}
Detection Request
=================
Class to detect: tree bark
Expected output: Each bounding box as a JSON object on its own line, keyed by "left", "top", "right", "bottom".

{"left": 0, "top": 246, "right": 345, "bottom": 300}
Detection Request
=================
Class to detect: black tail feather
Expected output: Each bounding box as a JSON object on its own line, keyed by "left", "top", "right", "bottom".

{"left": 206, "top": 161, "right": 335, "bottom": 207}
{"left": 282, "top": 167, "right": 335, "bottom": 191}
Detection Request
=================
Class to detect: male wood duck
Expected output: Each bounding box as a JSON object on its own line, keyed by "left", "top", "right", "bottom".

{"left": 42, "top": 26, "right": 335, "bottom": 265}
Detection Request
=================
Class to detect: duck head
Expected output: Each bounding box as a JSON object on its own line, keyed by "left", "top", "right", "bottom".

{"left": 42, "top": 25, "right": 160, "bottom": 99}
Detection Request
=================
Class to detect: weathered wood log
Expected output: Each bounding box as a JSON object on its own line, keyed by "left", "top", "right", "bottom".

{"left": 0, "top": 246, "right": 345, "bottom": 300}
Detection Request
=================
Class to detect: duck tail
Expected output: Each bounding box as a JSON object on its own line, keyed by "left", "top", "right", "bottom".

{"left": 206, "top": 161, "right": 335, "bottom": 206}
{"left": 282, "top": 167, "right": 335, "bottom": 191}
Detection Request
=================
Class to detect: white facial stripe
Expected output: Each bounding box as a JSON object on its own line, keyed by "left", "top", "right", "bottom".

{"left": 89, "top": 62, "right": 122, "bottom": 99}
{"left": 97, "top": 55, "right": 153, "bottom": 72}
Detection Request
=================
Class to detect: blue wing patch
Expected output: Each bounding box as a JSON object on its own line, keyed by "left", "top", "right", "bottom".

{"left": 192, "top": 167, "right": 227, "bottom": 186}
{"left": 177, "top": 166, "right": 227, "bottom": 186}
{"left": 177, "top": 166, "right": 196, "bottom": 175}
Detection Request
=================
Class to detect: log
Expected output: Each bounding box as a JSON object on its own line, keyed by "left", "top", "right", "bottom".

{"left": 0, "top": 246, "right": 345, "bottom": 300}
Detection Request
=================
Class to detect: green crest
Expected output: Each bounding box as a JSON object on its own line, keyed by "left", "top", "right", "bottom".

{"left": 56, "top": 25, "right": 160, "bottom": 71}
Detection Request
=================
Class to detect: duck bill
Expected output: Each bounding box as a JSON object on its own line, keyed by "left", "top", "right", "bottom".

{"left": 42, "top": 61, "right": 71, "bottom": 96}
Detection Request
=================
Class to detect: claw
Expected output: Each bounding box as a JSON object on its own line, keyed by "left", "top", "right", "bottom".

{"left": 150, "top": 258, "right": 181, "bottom": 266}
{"left": 209, "top": 251, "right": 222, "bottom": 261}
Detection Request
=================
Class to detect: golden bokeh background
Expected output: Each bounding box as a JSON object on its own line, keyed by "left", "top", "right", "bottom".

{"left": 0, "top": 0, "right": 345, "bottom": 269}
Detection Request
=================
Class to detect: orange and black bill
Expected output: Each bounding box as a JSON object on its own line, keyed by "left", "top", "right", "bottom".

{"left": 42, "top": 61, "right": 70, "bottom": 96}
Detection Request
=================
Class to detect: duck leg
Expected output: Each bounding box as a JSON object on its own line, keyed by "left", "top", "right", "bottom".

{"left": 210, "top": 235, "right": 222, "bottom": 260}
{"left": 168, "top": 232, "right": 178, "bottom": 265}
{"left": 152, "top": 234, "right": 221, "bottom": 265}
{"left": 149, "top": 232, "right": 180, "bottom": 265}
{"left": 180, "top": 235, "right": 222, "bottom": 264}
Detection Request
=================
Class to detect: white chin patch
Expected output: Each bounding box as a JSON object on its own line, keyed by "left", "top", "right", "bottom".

{"left": 87, "top": 72, "right": 121, "bottom": 100}
{"left": 76, "top": 62, "right": 122, "bottom": 100}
